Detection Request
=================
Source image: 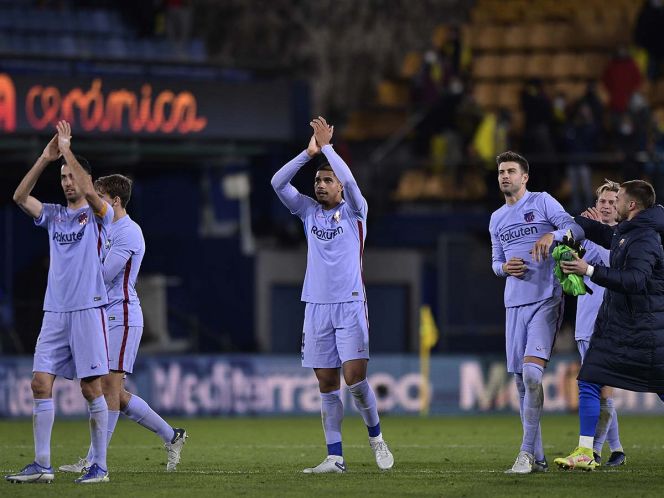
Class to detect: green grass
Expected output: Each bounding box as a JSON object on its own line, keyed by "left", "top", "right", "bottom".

{"left": 1, "top": 414, "right": 663, "bottom": 497}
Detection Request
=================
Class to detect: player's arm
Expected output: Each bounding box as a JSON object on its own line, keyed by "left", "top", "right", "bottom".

{"left": 532, "top": 193, "right": 585, "bottom": 262}
{"left": 103, "top": 230, "right": 134, "bottom": 285}
{"left": 270, "top": 136, "right": 317, "bottom": 216}
{"left": 584, "top": 239, "right": 656, "bottom": 294}
{"left": 56, "top": 120, "right": 110, "bottom": 220}
{"left": 13, "top": 134, "right": 60, "bottom": 218}
{"left": 574, "top": 216, "right": 614, "bottom": 249}
{"left": 490, "top": 226, "right": 526, "bottom": 278}
{"left": 313, "top": 117, "right": 367, "bottom": 218}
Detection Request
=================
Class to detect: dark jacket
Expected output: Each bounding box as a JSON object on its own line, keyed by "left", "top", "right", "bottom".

{"left": 576, "top": 206, "right": 664, "bottom": 392}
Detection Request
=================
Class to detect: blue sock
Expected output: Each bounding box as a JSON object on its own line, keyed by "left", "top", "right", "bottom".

{"left": 520, "top": 363, "right": 544, "bottom": 456}
{"left": 320, "top": 390, "right": 343, "bottom": 457}
{"left": 578, "top": 381, "right": 601, "bottom": 437}
{"left": 33, "top": 398, "right": 54, "bottom": 468}
{"left": 348, "top": 379, "right": 381, "bottom": 437}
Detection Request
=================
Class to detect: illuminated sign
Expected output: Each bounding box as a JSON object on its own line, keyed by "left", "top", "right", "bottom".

{"left": 0, "top": 73, "right": 294, "bottom": 140}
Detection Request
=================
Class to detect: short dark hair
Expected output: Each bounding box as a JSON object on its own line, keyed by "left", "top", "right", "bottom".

{"left": 317, "top": 162, "right": 334, "bottom": 173}
{"left": 496, "top": 151, "right": 529, "bottom": 174}
{"left": 60, "top": 155, "right": 92, "bottom": 175}
{"left": 94, "top": 174, "right": 133, "bottom": 208}
{"left": 621, "top": 179, "right": 656, "bottom": 209}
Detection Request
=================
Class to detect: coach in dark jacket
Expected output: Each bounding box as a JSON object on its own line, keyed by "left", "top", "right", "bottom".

{"left": 562, "top": 180, "right": 664, "bottom": 393}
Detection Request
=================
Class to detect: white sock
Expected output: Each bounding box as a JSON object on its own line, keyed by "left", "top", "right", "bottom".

{"left": 579, "top": 435, "right": 594, "bottom": 450}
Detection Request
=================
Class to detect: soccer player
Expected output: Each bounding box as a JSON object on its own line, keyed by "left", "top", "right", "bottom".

{"left": 559, "top": 180, "right": 626, "bottom": 469}
{"left": 59, "top": 174, "right": 187, "bottom": 474}
{"left": 5, "top": 121, "right": 112, "bottom": 484}
{"left": 489, "top": 151, "right": 584, "bottom": 474}
{"left": 555, "top": 180, "right": 664, "bottom": 470}
{"left": 271, "top": 116, "right": 393, "bottom": 474}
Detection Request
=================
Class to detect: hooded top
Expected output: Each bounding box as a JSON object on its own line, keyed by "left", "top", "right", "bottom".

{"left": 575, "top": 206, "right": 664, "bottom": 392}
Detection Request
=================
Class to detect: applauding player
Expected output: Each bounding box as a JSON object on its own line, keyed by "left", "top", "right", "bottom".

{"left": 271, "top": 117, "right": 393, "bottom": 473}
{"left": 6, "top": 121, "right": 113, "bottom": 484}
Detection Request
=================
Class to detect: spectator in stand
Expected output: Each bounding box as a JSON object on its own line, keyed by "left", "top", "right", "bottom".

{"left": 520, "top": 79, "right": 556, "bottom": 192}
{"left": 602, "top": 46, "right": 643, "bottom": 116}
{"left": 634, "top": 0, "right": 664, "bottom": 80}
{"left": 565, "top": 102, "right": 601, "bottom": 213}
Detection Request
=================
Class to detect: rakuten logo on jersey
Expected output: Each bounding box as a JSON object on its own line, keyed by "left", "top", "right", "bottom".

{"left": 311, "top": 225, "right": 344, "bottom": 241}
{"left": 499, "top": 225, "right": 538, "bottom": 243}
{"left": 53, "top": 229, "right": 84, "bottom": 245}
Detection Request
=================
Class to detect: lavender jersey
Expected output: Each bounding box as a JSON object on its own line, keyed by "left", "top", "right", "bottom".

{"left": 35, "top": 203, "right": 113, "bottom": 312}
{"left": 272, "top": 145, "right": 367, "bottom": 303}
{"left": 489, "top": 191, "right": 584, "bottom": 307}
{"left": 101, "top": 214, "right": 145, "bottom": 327}
{"left": 575, "top": 240, "right": 609, "bottom": 341}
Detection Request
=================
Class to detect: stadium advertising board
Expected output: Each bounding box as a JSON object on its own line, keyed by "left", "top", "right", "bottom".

{"left": 0, "top": 72, "right": 293, "bottom": 140}
{"left": 1, "top": 355, "right": 662, "bottom": 417}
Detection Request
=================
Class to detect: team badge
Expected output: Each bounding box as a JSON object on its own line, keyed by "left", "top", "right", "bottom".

{"left": 333, "top": 210, "right": 341, "bottom": 223}
{"left": 105, "top": 238, "right": 112, "bottom": 250}
{"left": 524, "top": 211, "right": 535, "bottom": 223}
{"left": 78, "top": 212, "right": 88, "bottom": 226}
{"left": 619, "top": 238, "right": 625, "bottom": 246}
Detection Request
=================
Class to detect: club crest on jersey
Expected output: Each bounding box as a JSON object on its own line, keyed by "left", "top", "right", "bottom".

{"left": 78, "top": 212, "right": 88, "bottom": 226}
{"left": 619, "top": 238, "right": 625, "bottom": 246}
{"left": 333, "top": 210, "right": 341, "bottom": 223}
{"left": 524, "top": 211, "right": 535, "bottom": 223}
{"left": 105, "top": 238, "right": 112, "bottom": 250}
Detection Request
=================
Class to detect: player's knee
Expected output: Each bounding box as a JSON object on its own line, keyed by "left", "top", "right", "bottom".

{"left": 522, "top": 370, "right": 542, "bottom": 391}
{"left": 30, "top": 377, "right": 51, "bottom": 398}
{"left": 119, "top": 390, "right": 132, "bottom": 410}
{"left": 79, "top": 378, "right": 102, "bottom": 401}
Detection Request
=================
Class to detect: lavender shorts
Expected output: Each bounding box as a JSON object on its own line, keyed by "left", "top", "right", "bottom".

{"left": 108, "top": 324, "right": 143, "bottom": 373}
{"left": 505, "top": 290, "right": 564, "bottom": 374}
{"left": 33, "top": 308, "right": 109, "bottom": 379}
{"left": 301, "top": 302, "right": 370, "bottom": 368}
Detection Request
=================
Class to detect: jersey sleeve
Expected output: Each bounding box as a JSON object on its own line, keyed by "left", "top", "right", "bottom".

{"left": 94, "top": 201, "right": 114, "bottom": 226}
{"left": 271, "top": 150, "right": 317, "bottom": 218}
{"left": 102, "top": 226, "right": 136, "bottom": 285}
{"left": 489, "top": 216, "right": 507, "bottom": 277}
{"left": 321, "top": 145, "right": 367, "bottom": 220}
{"left": 33, "top": 203, "right": 56, "bottom": 229}
{"left": 542, "top": 193, "right": 585, "bottom": 241}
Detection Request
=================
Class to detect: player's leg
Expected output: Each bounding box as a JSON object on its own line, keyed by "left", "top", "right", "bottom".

{"left": 70, "top": 309, "right": 110, "bottom": 483}
{"left": 5, "top": 312, "right": 70, "bottom": 483}
{"left": 337, "top": 302, "right": 393, "bottom": 470}
{"left": 301, "top": 303, "right": 345, "bottom": 474}
{"left": 121, "top": 388, "right": 187, "bottom": 471}
{"left": 598, "top": 386, "right": 626, "bottom": 466}
{"left": 504, "top": 305, "right": 536, "bottom": 473}
{"left": 68, "top": 372, "right": 123, "bottom": 471}
{"left": 513, "top": 373, "right": 546, "bottom": 471}
{"left": 554, "top": 380, "right": 600, "bottom": 470}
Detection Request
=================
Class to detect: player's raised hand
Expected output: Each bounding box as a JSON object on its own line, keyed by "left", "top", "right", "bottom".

{"left": 580, "top": 207, "right": 601, "bottom": 221}
{"left": 306, "top": 134, "right": 321, "bottom": 157}
{"left": 310, "top": 116, "right": 333, "bottom": 147}
{"left": 56, "top": 120, "right": 72, "bottom": 153}
{"left": 502, "top": 257, "right": 527, "bottom": 278}
{"left": 532, "top": 233, "right": 554, "bottom": 262}
{"left": 41, "top": 134, "right": 60, "bottom": 162}
{"left": 560, "top": 251, "right": 589, "bottom": 276}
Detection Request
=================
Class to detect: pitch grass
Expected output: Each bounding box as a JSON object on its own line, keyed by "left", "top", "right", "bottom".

{"left": 1, "top": 415, "right": 663, "bottom": 497}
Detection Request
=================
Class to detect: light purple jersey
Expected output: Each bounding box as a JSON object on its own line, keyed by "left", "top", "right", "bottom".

{"left": 35, "top": 203, "right": 113, "bottom": 312}
{"left": 101, "top": 214, "right": 145, "bottom": 327}
{"left": 489, "top": 191, "right": 584, "bottom": 307}
{"left": 575, "top": 239, "right": 609, "bottom": 341}
{"left": 272, "top": 145, "right": 367, "bottom": 303}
